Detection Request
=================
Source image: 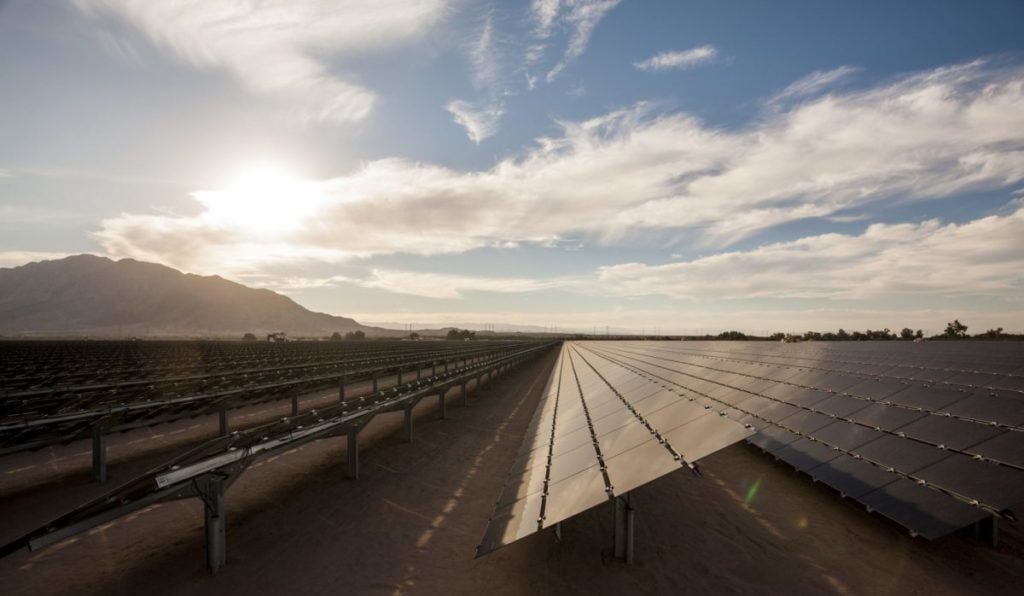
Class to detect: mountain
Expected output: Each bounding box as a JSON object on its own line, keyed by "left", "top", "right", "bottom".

{"left": 0, "top": 255, "right": 393, "bottom": 338}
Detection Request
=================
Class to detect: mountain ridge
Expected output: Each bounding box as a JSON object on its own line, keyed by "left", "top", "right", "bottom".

{"left": 0, "top": 254, "right": 398, "bottom": 338}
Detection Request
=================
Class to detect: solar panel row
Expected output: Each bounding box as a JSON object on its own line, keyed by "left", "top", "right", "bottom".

{"left": 478, "top": 343, "right": 752, "bottom": 555}
{"left": 2, "top": 342, "right": 555, "bottom": 570}
{"left": 584, "top": 341, "right": 1024, "bottom": 539}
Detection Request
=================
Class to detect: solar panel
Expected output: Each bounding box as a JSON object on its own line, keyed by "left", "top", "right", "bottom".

{"left": 477, "top": 343, "right": 753, "bottom": 556}
{"left": 588, "top": 340, "right": 1024, "bottom": 540}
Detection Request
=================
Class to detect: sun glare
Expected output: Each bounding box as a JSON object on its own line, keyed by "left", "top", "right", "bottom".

{"left": 200, "top": 163, "right": 323, "bottom": 232}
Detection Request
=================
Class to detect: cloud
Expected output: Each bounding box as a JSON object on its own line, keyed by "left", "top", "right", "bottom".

{"left": 446, "top": 14, "right": 505, "bottom": 141}
{"left": 239, "top": 269, "right": 562, "bottom": 300}
{"left": 95, "top": 60, "right": 1024, "bottom": 276}
{"left": 359, "top": 269, "right": 562, "bottom": 299}
{"left": 73, "top": 0, "right": 448, "bottom": 123}
{"left": 546, "top": 0, "right": 622, "bottom": 82}
{"left": 769, "top": 65, "right": 860, "bottom": 104}
{"left": 597, "top": 206, "right": 1024, "bottom": 300}
{"left": 634, "top": 45, "right": 718, "bottom": 71}
{"left": 446, "top": 99, "right": 505, "bottom": 143}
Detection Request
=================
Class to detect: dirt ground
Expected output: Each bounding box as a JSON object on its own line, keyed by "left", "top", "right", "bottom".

{"left": 1, "top": 347, "right": 1022, "bottom": 595}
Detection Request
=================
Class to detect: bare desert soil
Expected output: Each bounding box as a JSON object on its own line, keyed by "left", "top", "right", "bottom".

{"left": 2, "top": 348, "right": 1022, "bottom": 595}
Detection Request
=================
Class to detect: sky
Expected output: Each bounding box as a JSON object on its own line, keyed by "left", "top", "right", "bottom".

{"left": 2, "top": 0, "right": 1024, "bottom": 335}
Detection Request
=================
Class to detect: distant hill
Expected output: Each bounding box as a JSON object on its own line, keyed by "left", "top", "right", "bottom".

{"left": 0, "top": 255, "right": 396, "bottom": 338}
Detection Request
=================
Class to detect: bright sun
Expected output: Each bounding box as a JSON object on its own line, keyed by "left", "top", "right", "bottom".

{"left": 199, "top": 163, "right": 322, "bottom": 232}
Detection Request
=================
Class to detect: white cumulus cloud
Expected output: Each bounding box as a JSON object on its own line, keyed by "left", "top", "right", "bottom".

{"left": 597, "top": 206, "right": 1024, "bottom": 300}
{"left": 94, "top": 61, "right": 1024, "bottom": 280}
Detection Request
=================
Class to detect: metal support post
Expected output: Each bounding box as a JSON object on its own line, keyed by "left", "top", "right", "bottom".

{"left": 974, "top": 516, "right": 999, "bottom": 547}
{"left": 461, "top": 382, "right": 468, "bottom": 406}
{"left": 438, "top": 391, "right": 447, "bottom": 419}
{"left": 397, "top": 369, "right": 403, "bottom": 385}
{"left": 432, "top": 362, "right": 436, "bottom": 376}
{"left": 339, "top": 379, "right": 347, "bottom": 403}
{"left": 197, "top": 475, "right": 227, "bottom": 572}
{"left": 372, "top": 375, "right": 378, "bottom": 393}
{"left": 417, "top": 366, "right": 422, "bottom": 381}
{"left": 91, "top": 425, "right": 107, "bottom": 483}
{"left": 404, "top": 406, "right": 414, "bottom": 443}
{"left": 347, "top": 430, "right": 360, "bottom": 480}
{"left": 291, "top": 394, "right": 299, "bottom": 417}
{"left": 613, "top": 493, "right": 634, "bottom": 563}
{"left": 218, "top": 404, "right": 229, "bottom": 437}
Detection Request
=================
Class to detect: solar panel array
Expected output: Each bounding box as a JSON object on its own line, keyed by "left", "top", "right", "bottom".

{"left": 478, "top": 342, "right": 752, "bottom": 555}
{"left": 2, "top": 341, "right": 555, "bottom": 564}
{"left": 0, "top": 340, "right": 521, "bottom": 454}
{"left": 583, "top": 340, "right": 1024, "bottom": 539}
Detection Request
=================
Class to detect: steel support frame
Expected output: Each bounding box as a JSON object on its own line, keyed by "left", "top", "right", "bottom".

{"left": 347, "top": 429, "right": 361, "bottom": 480}
{"left": 613, "top": 493, "right": 634, "bottom": 563}
{"left": 404, "top": 405, "right": 415, "bottom": 443}
{"left": 91, "top": 424, "right": 107, "bottom": 483}
{"left": 974, "top": 516, "right": 999, "bottom": 547}
{"left": 218, "top": 403, "right": 229, "bottom": 437}
{"left": 196, "top": 475, "right": 227, "bottom": 572}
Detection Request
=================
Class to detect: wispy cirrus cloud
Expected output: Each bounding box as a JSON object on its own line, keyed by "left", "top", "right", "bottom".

{"left": 769, "top": 65, "right": 860, "bottom": 104}
{"left": 445, "top": 99, "right": 505, "bottom": 144}
{"left": 545, "top": 0, "right": 622, "bottom": 82}
{"left": 447, "top": 14, "right": 506, "bottom": 142}
{"left": 73, "top": 0, "right": 448, "bottom": 124}
{"left": 634, "top": 45, "right": 718, "bottom": 71}
{"left": 95, "top": 61, "right": 1024, "bottom": 279}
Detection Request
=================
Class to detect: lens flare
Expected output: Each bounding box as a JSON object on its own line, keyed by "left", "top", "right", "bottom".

{"left": 743, "top": 478, "right": 762, "bottom": 507}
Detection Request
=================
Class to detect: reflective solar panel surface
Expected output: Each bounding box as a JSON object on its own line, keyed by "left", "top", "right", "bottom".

{"left": 478, "top": 342, "right": 753, "bottom": 555}
{"left": 577, "top": 340, "right": 1024, "bottom": 539}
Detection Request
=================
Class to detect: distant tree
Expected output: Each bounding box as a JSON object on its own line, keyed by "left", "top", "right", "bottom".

{"left": 717, "top": 330, "right": 747, "bottom": 340}
{"left": 915, "top": 329, "right": 924, "bottom": 339}
{"left": 900, "top": 328, "right": 915, "bottom": 340}
{"left": 836, "top": 328, "right": 849, "bottom": 341}
{"left": 944, "top": 320, "right": 968, "bottom": 338}
{"left": 242, "top": 332, "right": 257, "bottom": 341}
{"left": 409, "top": 332, "right": 421, "bottom": 340}
{"left": 344, "top": 330, "right": 366, "bottom": 340}
{"left": 769, "top": 332, "right": 785, "bottom": 341}
{"left": 981, "top": 327, "right": 1004, "bottom": 339}
{"left": 330, "top": 331, "right": 343, "bottom": 341}
{"left": 803, "top": 331, "right": 823, "bottom": 341}
{"left": 446, "top": 328, "right": 475, "bottom": 341}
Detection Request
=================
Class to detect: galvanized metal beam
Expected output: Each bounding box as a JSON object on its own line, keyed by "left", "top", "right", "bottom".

{"left": 347, "top": 430, "right": 360, "bottom": 480}
{"left": 91, "top": 425, "right": 106, "bottom": 484}
{"left": 196, "top": 475, "right": 227, "bottom": 572}
{"left": 613, "top": 493, "right": 634, "bottom": 563}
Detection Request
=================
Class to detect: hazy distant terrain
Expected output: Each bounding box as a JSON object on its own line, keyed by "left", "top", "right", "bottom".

{"left": 0, "top": 255, "right": 390, "bottom": 338}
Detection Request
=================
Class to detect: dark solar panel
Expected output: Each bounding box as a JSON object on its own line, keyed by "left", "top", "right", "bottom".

{"left": 584, "top": 340, "right": 1024, "bottom": 540}
{"left": 477, "top": 342, "right": 752, "bottom": 556}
